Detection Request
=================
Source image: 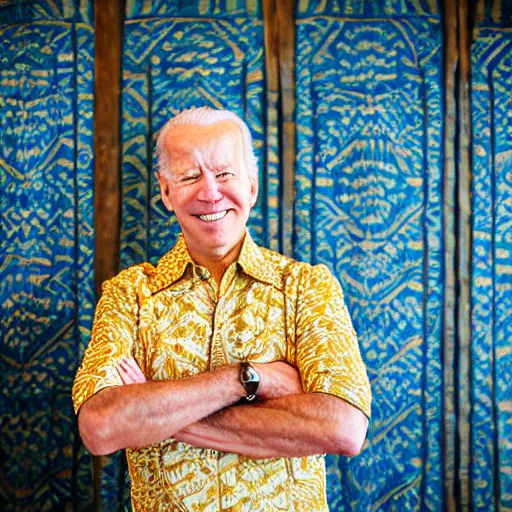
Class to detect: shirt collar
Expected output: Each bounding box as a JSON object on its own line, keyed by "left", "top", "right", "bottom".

{"left": 237, "top": 231, "right": 282, "bottom": 289}
{"left": 149, "top": 230, "right": 283, "bottom": 294}
{"left": 148, "top": 234, "right": 193, "bottom": 294}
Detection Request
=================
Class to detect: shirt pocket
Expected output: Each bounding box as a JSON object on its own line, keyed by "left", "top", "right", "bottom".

{"left": 223, "top": 284, "right": 287, "bottom": 363}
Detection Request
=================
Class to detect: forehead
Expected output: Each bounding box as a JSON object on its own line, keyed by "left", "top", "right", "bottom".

{"left": 164, "top": 120, "right": 243, "bottom": 164}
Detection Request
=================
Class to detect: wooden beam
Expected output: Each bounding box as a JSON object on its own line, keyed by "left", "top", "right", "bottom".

{"left": 262, "top": 0, "right": 280, "bottom": 251}
{"left": 276, "top": 0, "right": 296, "bottom": 256}
{"left": 93, "top": 0, "right": 125, "bottom": 509}
{"left": 94, "top": 0, "right": 124, "bottom": 295}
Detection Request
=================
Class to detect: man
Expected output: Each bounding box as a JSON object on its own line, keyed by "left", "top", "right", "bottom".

{"left": 73, "top": 106, "right": 371, "bottom": 511}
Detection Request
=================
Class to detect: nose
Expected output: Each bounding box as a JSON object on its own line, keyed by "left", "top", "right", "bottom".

{"left": 197, "top": 172, "right": 222, "bottom": 203}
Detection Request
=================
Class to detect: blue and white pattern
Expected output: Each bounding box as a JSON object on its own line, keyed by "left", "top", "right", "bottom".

{"left": 0, "top": 0, "right": 95, "bottom": 509}
{"left": 295, "top": 1, "right": 444, "bottom": 510}
{"left": 471, "top": 8, "right": 512, "bottom": 511}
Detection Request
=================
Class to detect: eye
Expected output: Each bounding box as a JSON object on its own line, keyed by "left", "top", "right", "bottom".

{"left": 182, "top": 174, "right": 200, "bottom": 182}
{"left": 217, "top": 171, "right": 234, "bottom": 179}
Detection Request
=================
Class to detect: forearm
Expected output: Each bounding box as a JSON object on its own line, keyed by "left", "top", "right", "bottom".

{"left": 176, "top": 393, "right": 367, "bottom": 458}
{"left": 78, "top": 366, "right": 244, "bottom": 455}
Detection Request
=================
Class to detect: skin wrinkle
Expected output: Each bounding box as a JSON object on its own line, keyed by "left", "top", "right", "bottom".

{"left": 155, "top": 121, "right": 257, "bottom": 283}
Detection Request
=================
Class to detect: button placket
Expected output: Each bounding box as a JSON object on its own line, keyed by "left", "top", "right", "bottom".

{"left": 210, "top": 296, "right": 226, "bottom": 368}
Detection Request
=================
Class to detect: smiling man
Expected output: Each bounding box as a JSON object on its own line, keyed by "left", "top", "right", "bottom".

{"left": 73, "top": 107, "right": 371, "bottom": 511}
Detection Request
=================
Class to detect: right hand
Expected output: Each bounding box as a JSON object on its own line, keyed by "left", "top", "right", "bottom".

{"left": 253, "top": 361, "right": 303, "bottom": 400}
{"left": 117, "top": 356, "right": 147, "bottom": 384}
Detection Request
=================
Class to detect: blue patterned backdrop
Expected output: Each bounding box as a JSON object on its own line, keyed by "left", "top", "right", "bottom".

{"left": 471, "top": 4, "right": 512, "bottom": 511}
{"left": 0, "top": 0, "right": 95, "bottom": 509}
{"left": 1, "top": 0, "right": 511, "bottom": 511}
{"left": 294, "top": 1, "right": 443, "bottom": 510}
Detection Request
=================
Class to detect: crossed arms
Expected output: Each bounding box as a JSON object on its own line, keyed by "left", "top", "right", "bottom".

{"left": 77, "top": 263, "right": 370, "bottom": 460}
{"left": 78, "top": 357, "right": 368, "bottom": 459}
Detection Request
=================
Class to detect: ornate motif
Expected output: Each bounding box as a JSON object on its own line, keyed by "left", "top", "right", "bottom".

{"left": 471, "top": 22, "right": 512, "bottom": 512}
{"left": 0, "top": 0, "right": 94, "bottom": 509}
{"left": 295, "top": 4, "right": 443, "bottom": 510}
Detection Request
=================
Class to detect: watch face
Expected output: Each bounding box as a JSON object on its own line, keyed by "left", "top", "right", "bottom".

{"left": 240, "top": 363, "right": 260, "bottom": 399}
{"left": 243, "top": 366, "right": 259, "bottom": 383}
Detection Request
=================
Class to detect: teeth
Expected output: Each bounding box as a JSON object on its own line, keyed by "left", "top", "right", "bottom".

{"left": 198, "top": 210, "right": 228, "bottom": 222}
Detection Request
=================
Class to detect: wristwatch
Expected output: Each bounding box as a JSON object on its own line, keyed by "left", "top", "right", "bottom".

{"left": 239, "top": 362, "right": 260, "bottom": 401}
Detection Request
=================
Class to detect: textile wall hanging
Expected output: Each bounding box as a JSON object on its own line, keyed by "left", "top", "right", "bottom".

{"left": 294, "top": 1, "right": 444, "bottom": 510}
{"left": 0, "top": 0, "right": 95, "bottom": 510}
{"left": 470, "top": 3, "right": 512, "bottom": 511}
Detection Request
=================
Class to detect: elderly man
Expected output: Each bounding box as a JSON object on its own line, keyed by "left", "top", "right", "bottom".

{"left": 73, "top": 107, "right": 371, "bottom": 511}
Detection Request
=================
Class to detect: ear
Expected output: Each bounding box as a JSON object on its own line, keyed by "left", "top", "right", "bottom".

{"left": 249, "top": 177, "right": 258, "bottom": 208}
{"left": 155, "top": 172, "right": 174, "bottom": 212}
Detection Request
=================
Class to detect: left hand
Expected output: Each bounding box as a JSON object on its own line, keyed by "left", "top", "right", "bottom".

{"left": 253, "top": 361, "right": 303, "bottom": 400}
{"left": 117, "top": 356, "right": 147, "bottom": 384}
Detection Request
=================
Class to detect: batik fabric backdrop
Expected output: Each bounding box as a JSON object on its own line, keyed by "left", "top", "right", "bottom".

{"left": 0, "top": 0, "right": 95, "bottom": 510}
{"left": 2, "top": 0, "right": 511, "bottom": 511}
{"left": 471, "top": 3, "right": 512, "bottom": 511}
{"left": 294, "top": 1, "right": 444, "bottom": 510}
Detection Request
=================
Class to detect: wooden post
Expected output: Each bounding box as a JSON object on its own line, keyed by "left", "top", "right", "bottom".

{"left": 94, "top": 0, "right": 124, "bottom": 295}
{"left": 443, "top": 0, "right": 473, "bottom": 509}
{"left": 457, "top": 0, "right": 473, "bottom": 510}
{"left": 442, "top": 0, "right": 459, "bottom": 507}
{"left": 276, "top": 0, "right": 296, "bottom": 256}
{"left": 93, "top": 1, "right": 125, "bottom": 510}
{"left": 262, "top": 0, "right": 296, "bottom": 256}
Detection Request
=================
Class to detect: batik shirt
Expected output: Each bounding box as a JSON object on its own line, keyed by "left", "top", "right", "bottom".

{"left": 73, "top": 232, "right": 371, "bottom": 512}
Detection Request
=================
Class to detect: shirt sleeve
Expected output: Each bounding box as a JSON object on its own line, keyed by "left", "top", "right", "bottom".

{"left": 294, "top": 264, "right": 371, "bottom": 419}
{"left": 72, "top": 267, "right": 147, "bottom": 414}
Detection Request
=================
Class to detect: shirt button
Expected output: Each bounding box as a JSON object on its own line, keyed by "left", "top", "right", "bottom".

{"left": 193, "top": 265, "right": 209, "bottom": 280}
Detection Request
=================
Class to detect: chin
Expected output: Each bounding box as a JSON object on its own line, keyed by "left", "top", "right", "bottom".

{"left": 207, "top": 233, "right": 244, "bottom": 253}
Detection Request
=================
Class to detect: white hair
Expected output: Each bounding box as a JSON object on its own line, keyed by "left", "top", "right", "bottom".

{"left": 156, "top": 106, "right": 258, "bottom": 184}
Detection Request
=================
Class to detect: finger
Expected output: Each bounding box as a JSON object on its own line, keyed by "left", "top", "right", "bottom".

{"left": 124, "top": 356, "right": 141, "bottom": 373}
{"left": 118, "top": 358, "right": 142, "bottom": 384}
{"left": 124, "top": 357, "right": 147, "bottom": 382}
{"left": 119, "top": 357, "right": 147, "bottom": 383}
{"left": 117, "top": 361, "right": 133, "bottom": 384}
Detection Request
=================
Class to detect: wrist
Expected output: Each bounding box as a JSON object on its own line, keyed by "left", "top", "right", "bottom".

{"left": 212, "top": 365, "right": 246, "bottom": 403}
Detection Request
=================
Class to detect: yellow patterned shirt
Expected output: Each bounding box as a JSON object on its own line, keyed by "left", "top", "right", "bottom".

{"left": 73, "top": 232, "right": 371, "bottom": 512}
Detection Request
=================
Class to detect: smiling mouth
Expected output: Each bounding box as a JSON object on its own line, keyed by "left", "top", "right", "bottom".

{"left": 196, "top": 210, "right": 228, "bottom": 222}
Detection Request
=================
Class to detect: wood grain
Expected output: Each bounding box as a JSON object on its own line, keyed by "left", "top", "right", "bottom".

{"left": 276, "top": 0, "right": 296, "bottom": 257}
{"left": 94, "top": 0, "right": 124, "bottom": 295}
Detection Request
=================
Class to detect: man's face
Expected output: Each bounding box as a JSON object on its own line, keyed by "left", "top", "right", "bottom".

{"left": 157, "top": 120, "right": 257, "bottom": 263}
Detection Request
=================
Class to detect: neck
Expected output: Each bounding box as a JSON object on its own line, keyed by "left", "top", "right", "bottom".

{"left": 186, "top": 235, "right": 246, "bottom": 285}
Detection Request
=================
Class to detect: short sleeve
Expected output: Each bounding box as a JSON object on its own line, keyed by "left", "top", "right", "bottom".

{"left": 72, "top": 267, "right": 149, "bottom": 414}
{"left": 295, "top": 264, "right": 371, "bottom": 418}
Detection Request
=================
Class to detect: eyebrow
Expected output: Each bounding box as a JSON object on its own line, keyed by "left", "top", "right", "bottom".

{"left": 182, "top": 168, "right": 201, "bottom": 175}
{"left": 209, "top": 161, "right": 232, "bottom": 172}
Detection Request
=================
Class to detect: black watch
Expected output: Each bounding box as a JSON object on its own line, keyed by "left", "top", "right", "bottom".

{"left": 239, "top": 362, "right": 260, "bottom": 401}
